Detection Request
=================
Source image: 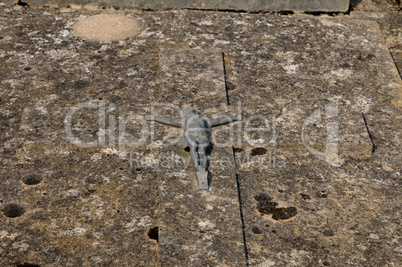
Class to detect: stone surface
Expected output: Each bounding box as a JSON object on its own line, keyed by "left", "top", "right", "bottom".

{"left": 157, "top": 146, "right": 245, "bottom": 266}
{"left": 159, "top": 48, "right": 227, "bottom": 109}
{"left": 156, "top": 47, "right": 245, "bottom": 265}
{"left": 0, "top": 1, "right": 401, "bottom": 266}
{"left": 0, "top": 154, "right": 158, "bottom": 266}
{"left": 72, "top": 14, "right": 141, "bottom": 42}
{"left": 31, "top": 0, "right": 351, "bottom": 12}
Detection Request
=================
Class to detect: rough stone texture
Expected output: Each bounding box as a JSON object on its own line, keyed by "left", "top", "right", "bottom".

{"left": 157, "top": 146, "right": 245, "bottom": 266}
{"left": 159, "top": 48, "right": 227, "bottom": 109}
{"left": 0, "top": 154, "right": 158, "bottom": 266}
{"left": 349, "top": 0, "right": 402, "bottom": 77}
{"left": 156, "top": 49, "right": 244, "bottom": 265}
{"left": 0, "top": 1, "right": 401, "bottom": 266}
{"left": 31, "top": 0, "right": 351, "bottom": 12}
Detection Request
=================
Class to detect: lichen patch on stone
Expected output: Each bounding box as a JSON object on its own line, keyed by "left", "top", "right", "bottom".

{"left": 72, "top": 14, "right": 141, "bottom": 42}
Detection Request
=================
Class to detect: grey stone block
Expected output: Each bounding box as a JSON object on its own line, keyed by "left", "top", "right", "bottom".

{"left": 31, "top": 0, "right": 350, "bottom": 12}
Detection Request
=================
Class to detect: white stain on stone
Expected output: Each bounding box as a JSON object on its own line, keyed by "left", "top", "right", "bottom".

{"left": 257, "top": 259, "right": 276, "bottom": 267}
{"left": 353, "top": 96, "right": 372, "bottom": 113}
{"left": 66, "top": 190, "right": 79, "bottom": 197}
{"left": 137, "top": 216, "right": 152, "bottom": 227}
{"left": 60, "top": 227, "right": 86, "bottom": 237}
{"left": 329, "top": 68, "right": 353, "bottom": 80}
{"left": 90, "top": 153, "right": 102, "bottom": 161}
{"left": 276, "top": 51, "right": 300, "bottom": 75}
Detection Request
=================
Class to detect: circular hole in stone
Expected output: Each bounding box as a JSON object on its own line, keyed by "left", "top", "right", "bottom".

{"left": 250, "top": 147, "right": 267, "bottom": 156}
{"left": 23, "top": 66, "right": 32, "bottom": 71}
{"left": 22, "top": 174, "right": 42, "bottom": 185}
{"left": 148, "top": 226, "right": 158, "bottom": 242}
{"left": 119, "top": 167, "right": 124, "bottom": 170}
{"left": 72, "top": 14, "right": 141, "bottom": 42}
{"left": 3, "top": 203, "right": 26, "bottom": 218}
{"left": 135, "top": 167, "right": 142, "bottom": 172}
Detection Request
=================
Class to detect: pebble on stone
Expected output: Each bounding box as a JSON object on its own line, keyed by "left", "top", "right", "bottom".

{"left": 252, "top": 225, "right": 264, "bottom": 234}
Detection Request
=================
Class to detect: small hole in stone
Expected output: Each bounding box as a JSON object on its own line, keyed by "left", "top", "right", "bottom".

{"left": 148, "top": 227, "right": 158, "bottom": 242}
{"left": 321, "top": 193, "right": 328, "bottom": 198}
{"left": 119, "top": 167, "right": 124, "bottom": 170}
{"left": 135, "top": 167, "right": 142, "bottom": 172}
{"left": 184, "top": 146, "right": 190, "bottom": 152}
{"left": 322, "top": 260, "right": 331, "bottom": 266}
{"left": 250, "top": 147, "right": 267, "bottom": 156}
{"left": 254, "top": 193, "right": 272, "bottom": 202}
{"left": 0, "top": 36, "right": 4, "bottom": 40}
{"left": 271, "top": 229, "right": 277, "bottom": 233}
{"left": 3, "top": 203, "right": 26, "bottom": 218}
{"left": 251, "top": 225, "right": 264, "bottom": 234}
{"left": 323, "top": 229, "right": 335, "bottom": 237}
{"left": 226, "top": 81, "right": 237, "bottom": 91}
{"left": 16, "top": 0, "right": 29, "bottom": 6}
{"left": 98, "top": 97, "right": 103, "bottom": 100}
{"left": 234, "top": 147, "right": 243, "bottom": 153}
{"left": 16, "top": 263, "right": 40, "bottom": 267}
{"left": 22, "top": 174, "right": 42, "bottom": 185}
{"left": 117, "top": 210, "right": 120, "bottom": 213}
{"left": 23, "top": 66, "right": 32, "bottom": 71}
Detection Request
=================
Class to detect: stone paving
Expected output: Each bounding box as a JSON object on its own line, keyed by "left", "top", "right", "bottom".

{"left": 0, "top": 0, "right": 401, "bottom": 266}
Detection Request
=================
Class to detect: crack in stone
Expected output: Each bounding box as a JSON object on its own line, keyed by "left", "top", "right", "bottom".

{"left": 362, "top": 113, "right": 376, "bottom": 154}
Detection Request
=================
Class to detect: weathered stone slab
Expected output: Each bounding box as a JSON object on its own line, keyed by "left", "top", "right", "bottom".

{"left": 17, "top": 102, "right": 152, "bottom": 158}
{"left": 1, "top": 4, "right": 401, "bottom": 266}
{"left": 157, "top": 146, "right": 245, "bottom": 266}
{"left": 156, "top": 48, "right": 245, "bottom": 265}
{"left": 236, "top": 154, "right": 401, "bottom": 266}
{"left": 158, "top": 48, "right": 227, "bottom": 110}
{"left": 31, "top": 0, "right": 350, "bottom": 12}
{"left": 236, "top": 105, "right": 373, "bottom": 164}
{"left": 224, "top": 16, "right": 402, "bottom": 267}
{"left": 0, "top": 153, "right": 158, "bottom": 266}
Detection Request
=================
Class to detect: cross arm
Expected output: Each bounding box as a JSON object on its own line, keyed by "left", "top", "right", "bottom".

{"left": 145, "top": 115, "right": 182, "bottom": 128}
{"left": 210, "top": 114, "right": 243, "bottom": 127}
